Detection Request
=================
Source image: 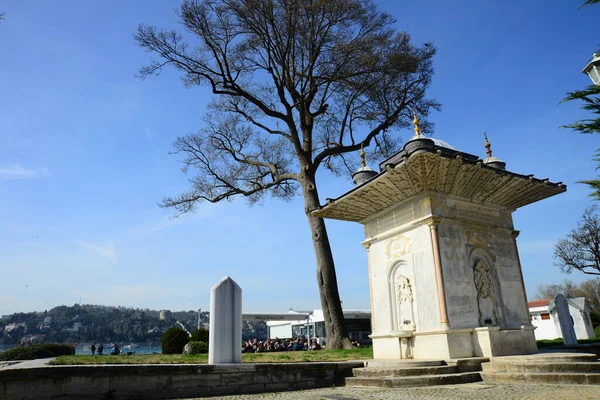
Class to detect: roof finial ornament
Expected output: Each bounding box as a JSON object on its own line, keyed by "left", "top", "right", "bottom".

{"left": 360, "top": 143, "right": 367, "bottom": 168}
{"left": 413, "top": 110, "right": 423, "bottom": 137}
{"left": 484, "top": 131, "right": 493, "bottom": 158}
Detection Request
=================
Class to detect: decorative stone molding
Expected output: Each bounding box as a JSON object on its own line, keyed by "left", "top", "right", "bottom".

{"left": 424, "top": 217, "right": 441, "bottom": 228}
{"left": 312, "top": 151, "right": 565, "bottom": 222}
{"left": 465, "top": 229, "right": 491, "bottom": 247}
{"left": 386, "top": 235, "right": 411, "bottom": 258}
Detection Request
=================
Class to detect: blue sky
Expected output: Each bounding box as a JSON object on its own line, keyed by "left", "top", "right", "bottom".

{"left": 0, "top": 1, "right": 599, "bottom": 316}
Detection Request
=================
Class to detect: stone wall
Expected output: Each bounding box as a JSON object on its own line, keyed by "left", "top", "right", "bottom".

{"left": 0, "top": 361, "right": 363, "bottom": 400}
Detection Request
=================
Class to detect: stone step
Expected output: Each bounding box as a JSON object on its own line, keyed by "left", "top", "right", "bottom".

{"left": 482, "top": 371, "right": 600, "bottom": 385}
{"left": 491, "top": 352, "right": 597, "bottom": 363}
{"left": 353, "top": 365, "right": 458, "bottom": 377}
{"left": 482, "top": 362, "right": 600, "bottom": 374}
{"left": 343, "top": 372, "right": 482, "bottom": 388}
{"left": 364, "top": 359, "right": 446, "bottom": 368}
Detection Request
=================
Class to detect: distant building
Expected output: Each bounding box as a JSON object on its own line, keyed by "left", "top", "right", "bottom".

{"left": 266, "top": 309, "right": 372, "bottom": 346}
{"left": 4, "top": 322, "right": 25, "bottom": 332}
{"left": 41, "top": 316, "right": 52, "bottom": 329}
{"left": 159, "top": 310, "right": 172, "bottom": 321}
{"left": 528, "top": 297, "right": 595, "bottom": 340}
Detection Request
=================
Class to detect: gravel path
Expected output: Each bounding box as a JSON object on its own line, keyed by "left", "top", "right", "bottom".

{"left": 179, "top": 382, "right": 600, "bottom": 400}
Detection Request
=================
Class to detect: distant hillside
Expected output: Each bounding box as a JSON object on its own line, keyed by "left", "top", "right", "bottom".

{"left": 0, "top": 304, "right": 206, "bottom": 345}
{"left": 0, "top": 304, "right": 267, "bottom": 346}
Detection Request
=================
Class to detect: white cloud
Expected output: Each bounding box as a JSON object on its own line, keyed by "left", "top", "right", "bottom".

{"left": 145, "top": 127, "right": 154, "bottom": 139}
{"left": 75, "top": 240, "right": 118, "bottom": 263}
{"left": 0, "top": 164, "right": 50, "bottom": 180}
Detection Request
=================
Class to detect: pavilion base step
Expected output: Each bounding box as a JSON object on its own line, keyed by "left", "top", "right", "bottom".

{"left": 482, "top": 371, "right": 600, "bottom": 385}
{"left": 364, "top": 359, "right": 447, "bottom": 368}
{"left": 343, "top": 372, "right": 482, "bottom": 388}
{"left": 353, "top": 365, "right": 458, "bottom": 378}
{"left": 482, "top": 361, "right": 600, "bottom": 374}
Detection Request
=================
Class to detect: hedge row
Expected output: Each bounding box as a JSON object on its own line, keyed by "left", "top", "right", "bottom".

{"left": 0, "top": 344, "right": 75, "bottom": 361}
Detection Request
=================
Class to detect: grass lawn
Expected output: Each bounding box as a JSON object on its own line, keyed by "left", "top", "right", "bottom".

{"left": 49, "top": 346, "right": 373, "bottom": 365}
{"left": 536, "top": 338, "right": 600, "bottom": 348}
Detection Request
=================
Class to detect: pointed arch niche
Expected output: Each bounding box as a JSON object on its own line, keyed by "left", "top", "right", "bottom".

{"left": 468, "top": 248, "right": 504, "bottom": 328}
{"left": 387, "top": 260, "right": 417, "bottom": 332}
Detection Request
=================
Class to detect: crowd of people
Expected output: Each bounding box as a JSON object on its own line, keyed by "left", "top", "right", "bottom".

{"left": 242, "top": 336, "right": 323, "bottom": 353}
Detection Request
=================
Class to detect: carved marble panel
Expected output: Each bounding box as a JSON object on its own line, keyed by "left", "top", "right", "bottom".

{"left": 473, "top": 259, "right": 499, "bottom": 327}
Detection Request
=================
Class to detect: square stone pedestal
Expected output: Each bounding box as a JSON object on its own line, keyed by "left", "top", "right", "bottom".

{"left": 371, "top": 325, "right": 537, "bottom": 360}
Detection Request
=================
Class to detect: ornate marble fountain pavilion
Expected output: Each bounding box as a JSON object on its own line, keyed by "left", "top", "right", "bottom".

{"left": 312, "top": 117, "right": 566, "bottom": 360}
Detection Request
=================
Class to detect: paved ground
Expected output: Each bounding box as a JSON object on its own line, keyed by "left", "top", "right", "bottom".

{"left": 180, "top": 383, "right": 600, "bottom": 400}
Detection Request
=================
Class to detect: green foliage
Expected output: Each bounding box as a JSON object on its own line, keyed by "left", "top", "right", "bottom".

{"left": 161, "top": 327, "right": 190, "bottom": 354}
{"left": 185, "top": 341, "right": 208, "bottom": 355}
{"left": 536, "top": 338, "right": 564, "bottom": 348}
{"left": 595, "top": 325, "right": 600, "bottom": 338}
{"left": 562, "top": 85, "right": 600, "bottom": 135}
{"left": 537, "top": 337, "right": 600, "bottom": 348}
{"left": 578, "top": 337, "right": 600, "bottom": 344}
{"left": 581, "top": 0, "right": 600, "bottom": 8}
{"left": 0, "top": 344, "right": 75, "bottom": 361}
{"left": 190, "top": 328, "right": 209, "bottom": 344}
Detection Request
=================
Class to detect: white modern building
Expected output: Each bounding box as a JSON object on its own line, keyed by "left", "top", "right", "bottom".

{"left": 266, "top": 309, "right": 372, "bottom": 345}
{"left": 528, "top": 297, "right": 595, "bottom": 340}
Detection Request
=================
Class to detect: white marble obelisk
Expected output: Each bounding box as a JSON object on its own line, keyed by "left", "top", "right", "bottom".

{"left": 208, "top": 276, "right": 242, "bottom": 364}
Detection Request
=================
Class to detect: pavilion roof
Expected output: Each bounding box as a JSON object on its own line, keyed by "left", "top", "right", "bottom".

{"left": 312, "top": 138, "right": 566, "bottom": 223}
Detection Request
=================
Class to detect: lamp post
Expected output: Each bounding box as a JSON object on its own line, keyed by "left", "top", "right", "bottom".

{"left": 583, "top": 53, "right": 600, "bottom": 86}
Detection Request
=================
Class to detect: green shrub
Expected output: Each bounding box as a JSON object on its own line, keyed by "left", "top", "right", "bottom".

{"left": 161, "top": 327, "right": 190, "bottom": 354}
{"left": 184, "top": 341, "right": 208, "bottom": 355}
{"left": 595, "top": 325, "right": 600, "bottom": 338}
{"left": 0, "top": 344, "right": 75, "bottom": 361}
{"left": 536, "top": 338, "right": 564, "bottom": 348}
{"left": 191, "top": 328, "right": 209, "bottom": 344}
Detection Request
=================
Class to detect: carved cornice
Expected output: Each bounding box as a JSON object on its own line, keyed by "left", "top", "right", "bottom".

{"left": 313, "top": 151, "right": 566, "bottom": 222}
{"left": 424, "top": 217, "right": 441, "bottom": 228}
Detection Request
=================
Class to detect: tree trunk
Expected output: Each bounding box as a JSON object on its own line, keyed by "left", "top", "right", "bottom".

{"left": 301, "top": 169, "right": 353, "bottom": 350}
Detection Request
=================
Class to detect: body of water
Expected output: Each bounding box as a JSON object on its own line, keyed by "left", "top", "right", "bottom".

{"left": 0, "top": 344, "right": 163, "bottom": 355}
{"left": 76, "top": 344, "right": 162, "bottom": 355}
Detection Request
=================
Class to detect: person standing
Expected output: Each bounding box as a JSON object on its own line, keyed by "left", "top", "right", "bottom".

{"left": 91, "top": 344, "right": 96, "bottom": 355}
{"left": 97, "top": 343, "right": 104, "bottom": 355}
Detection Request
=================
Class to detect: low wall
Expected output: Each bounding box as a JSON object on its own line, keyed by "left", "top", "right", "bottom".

{"left": 0, "top": 361, "right": 364, "bottom": 400}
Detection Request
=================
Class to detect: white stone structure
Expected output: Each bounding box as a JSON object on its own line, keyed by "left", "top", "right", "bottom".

{"left": 209, "top": 276, "right": 242, "bottom": 364}
{"left": 529, "top": 297, "right": 595, "bottom": 341}
{"left": 266, "top": 309, "right": 372, "bottom": 345}
{"left": 313, "top": 126, "right": 566, "bottom": 360}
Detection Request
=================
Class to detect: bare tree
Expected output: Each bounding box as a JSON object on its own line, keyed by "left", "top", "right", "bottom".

{"left": 554, "top": 206, "right": 600, "bottom": 276}
{"left": 136, "top": 0, "right": 438, "bottom": 349}
{"left": 535, "top": 278, "right": 600, "bottom": 326}
{"left": 534, "top": 280, "right": 582, "bottom": 300}
{"left": 579, "top": 278, "right": 600, "bottom": 316}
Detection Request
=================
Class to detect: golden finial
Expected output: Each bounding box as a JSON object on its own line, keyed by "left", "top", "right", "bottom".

{"left": 360, "top": 144, "right": 366, "bottom": 168}
{"left": 484, "top": 132, "right": 493, "bottom": 158}
{"left": 413, "top": 111, "right": 422, "bottom": 137}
